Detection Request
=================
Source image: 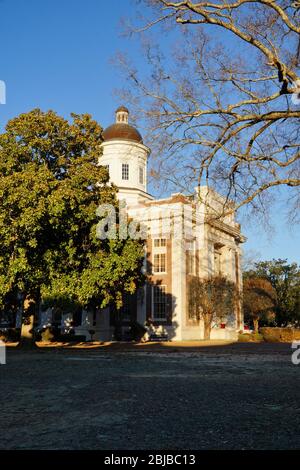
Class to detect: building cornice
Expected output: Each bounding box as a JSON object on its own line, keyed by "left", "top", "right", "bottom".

{"left": 206, "top": 217, "right": 247, "bottom": 243}
{"left": 101, "top": 139, "right": 151, "bottom": 156}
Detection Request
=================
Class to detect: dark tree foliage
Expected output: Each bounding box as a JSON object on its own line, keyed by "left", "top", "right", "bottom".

{"left": 0, "top": 109, "right": 145, "bottom": 344}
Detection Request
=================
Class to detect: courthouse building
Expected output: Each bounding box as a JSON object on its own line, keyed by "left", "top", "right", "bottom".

{"left": 37, "top": 106, "right": 246, "bottom": 341}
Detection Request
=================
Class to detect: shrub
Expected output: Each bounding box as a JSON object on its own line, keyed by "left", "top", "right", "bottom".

{"left": 41, "top": 327, "right": 54, "bottom": 342}
{"left": 238, "top": 332, "right": 264, "bottom": 342}
{"left": 0, "top": 328, "right": 20, "bottom": 342}
{"left": 260, "top": 327, "right": 300, "bottom": 342}
{"left": 238, "top": 333, "right": 252, "bottom": 342}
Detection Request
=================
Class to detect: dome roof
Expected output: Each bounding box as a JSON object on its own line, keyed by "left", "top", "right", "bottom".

{"left": 103, "top": 123, "right": 143, "bottom": 143}
{"left": 116, "top": 105, "right": 129, "bottom": 113}
{"left": 102, "top": 106, "right": 143, "bottom": 144}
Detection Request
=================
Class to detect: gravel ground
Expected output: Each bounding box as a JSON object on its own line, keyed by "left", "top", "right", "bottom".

{"left": 0, "top": 342, "right": 299, "bottom": 450}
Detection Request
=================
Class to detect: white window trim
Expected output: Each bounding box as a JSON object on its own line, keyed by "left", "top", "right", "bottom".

{"left": 153, "top": 238, "right": 167, "bottom": 249}
{"left": 152, "top": 238, "right": 167, "bottom": 274}
{"left": 151, "top": 285, "right": 168, "bottom": 322}
{"left": 152, "top": 252, "right": 167, "bottom": 274}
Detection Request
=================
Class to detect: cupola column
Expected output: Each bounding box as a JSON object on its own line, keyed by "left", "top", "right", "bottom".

{"left": 116, "top": 107, "right": 129, "bottom": 124}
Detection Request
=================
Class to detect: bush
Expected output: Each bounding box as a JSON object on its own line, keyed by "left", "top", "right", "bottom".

{"left": 260, "top": 327, "right": 300, "bottom": 342}
{"left": 253, "top": 332, "right": 264, "bottom": 342}
{"left": 40, "top": 327, "right": 86, "bottom": 342}
{"left": 0, "top": 328, "right": 20, "bottom": 342}
{"left": 0, "top": 332, "right": 6, "bottom": 342}
{"left": 238, "top": 332, "right": 264, "bottom": 342}
{"left": 261, "top": 333, "right": 278, "bottom": 343}
{"left": 41, "top": 327, "right": 54, "bottom": 342}
{"left": 130, "top": 321, "right": 147, "bottom": 341}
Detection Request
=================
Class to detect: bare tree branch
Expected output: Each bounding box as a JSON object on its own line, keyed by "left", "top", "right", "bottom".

{"left": 116, "top": 0, "right": 300, "bottom": 221}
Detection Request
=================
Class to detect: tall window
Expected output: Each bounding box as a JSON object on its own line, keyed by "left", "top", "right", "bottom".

{"left": 154, "top": 238, "right": 166, "bottom": 248}
{"left": 153, "top": 238, "right": 167, "bottom": 274}
{"left": 187, "top": 240, "right": 196, "bottom": 275}
{"left": 153, "top": 253, "right": 166, "bottom": 273}
{"left": 214, "top": 250, "right": 222, "bottom": 275}
{"left": 122, "top": 163, "right": 129, "bottom": 180}
{"left": 152, "top": 285, "right": 167, "bottom": 320}
{"left": 139, "top": 166, "right": 144, "bottom": 184}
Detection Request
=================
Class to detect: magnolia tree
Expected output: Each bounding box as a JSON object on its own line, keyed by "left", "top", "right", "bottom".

{"left": 118, "top": 0, "right": 300, "bottom": 221}
{"left": 188, "top": 275, "right": 237, "bottom": 339}
{"left": 0, "top": 109, "right": 145, "bottom": 346}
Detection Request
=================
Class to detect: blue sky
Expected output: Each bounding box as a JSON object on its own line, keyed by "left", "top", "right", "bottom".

{"left": 0, "top": 0, "right": 299, "bottom": 265}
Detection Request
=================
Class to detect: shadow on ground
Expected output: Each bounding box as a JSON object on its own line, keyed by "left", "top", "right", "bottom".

{"left": 6, "top": 340, "right": 294, "bottom": 357}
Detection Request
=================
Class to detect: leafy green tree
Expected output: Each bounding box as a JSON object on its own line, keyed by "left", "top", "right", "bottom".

{"left": 244, "top": 259, "right": 300, "bottom": 326}
{"left": 188, "top": 275, "right": 237, "bottom": 339}
{"left": 0, "top": 109, "right": 145, "bottom": 345}
{"left": 243, "top": 277, "right": 277, "bottom": 333}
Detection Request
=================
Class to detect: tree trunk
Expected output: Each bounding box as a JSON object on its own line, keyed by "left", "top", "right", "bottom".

{"left": 18, "top": 296, "right": 38, "bottom": 349}
{"left": 18, "top": 315, "right": 37, "bottom": 348}
{"left": 253, "top": 318, "right": 259, "bottom": 334}
{"left": 203, "top": 317, "right": 211, "bottom": 340}
{"left": 111, "top": 305, "right": 122, "bottom": 341}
